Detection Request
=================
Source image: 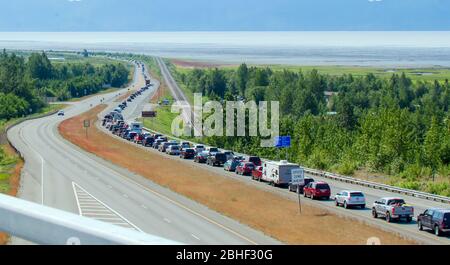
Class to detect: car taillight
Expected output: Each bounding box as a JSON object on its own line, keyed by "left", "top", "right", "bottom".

{"left": 392, "top": 208, "right": 396, "bottom": 215}
{"left": 440, "top": 222, "right": 445, "bottom": 229}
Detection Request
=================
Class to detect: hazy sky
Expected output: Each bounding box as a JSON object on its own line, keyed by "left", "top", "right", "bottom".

{"left": 0, "top": 0, "right": 449, "bottom": 31}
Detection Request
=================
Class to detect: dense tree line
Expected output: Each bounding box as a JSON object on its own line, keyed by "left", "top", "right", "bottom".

{"left": 175, "top": 64, "right": 450, "bottom": 195}
{"left": 0, "top": 51, "right": 130, "bottom": 120}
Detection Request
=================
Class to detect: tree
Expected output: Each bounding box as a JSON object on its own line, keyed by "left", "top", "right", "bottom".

{"left": 27, "top": 52, "right": 53, "bottom": 80}
{"left": 236, "top": 63, "right": 248, "bottom": 95}
{"left": 423, "top": 117, "right": 442, "bottom": 179}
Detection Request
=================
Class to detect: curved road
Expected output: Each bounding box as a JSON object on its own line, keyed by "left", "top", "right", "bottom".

{"left": 7, "top": 63, "right": 279, "bottom": 245}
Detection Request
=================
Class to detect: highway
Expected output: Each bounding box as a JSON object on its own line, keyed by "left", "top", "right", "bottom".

{"left": 8, "top": 58, "right": 450, "bottom": 245}
{"left": 156, "top": 57, "right": 202, "bottom": 136}
{"left": 7, "top": 62, "right": 279, "bottom": 245}
{"left": 138, "top": 58, "right": 450, "bottom": 245}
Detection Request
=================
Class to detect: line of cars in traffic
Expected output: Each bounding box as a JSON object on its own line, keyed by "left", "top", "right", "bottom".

{"left": 101, "top": 94, "right": 450, "bottom": 238}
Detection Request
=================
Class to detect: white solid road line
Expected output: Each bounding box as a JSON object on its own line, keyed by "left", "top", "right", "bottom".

{"left": 19, "top": 125, "right": 45, "bottom": 205}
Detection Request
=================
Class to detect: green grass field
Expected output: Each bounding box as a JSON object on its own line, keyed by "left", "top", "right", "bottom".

{"left": 172, "top": 59, "right": 450, "bottom": 82}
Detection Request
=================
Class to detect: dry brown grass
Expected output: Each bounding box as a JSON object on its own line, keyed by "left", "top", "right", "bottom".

{"left": 59, "top": 106, "right": 416, "bottom": 245}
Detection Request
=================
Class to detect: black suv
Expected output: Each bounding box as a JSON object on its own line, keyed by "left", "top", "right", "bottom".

{"left": 418, "top": 208, "right": 450, "bottom": 236}
{"left": 206, "top": 152, "right": 227, "bottom": 167}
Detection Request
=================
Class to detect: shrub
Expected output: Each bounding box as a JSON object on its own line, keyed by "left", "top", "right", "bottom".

{"left": 336, "top": 160, "right": 359, "bottom": 176}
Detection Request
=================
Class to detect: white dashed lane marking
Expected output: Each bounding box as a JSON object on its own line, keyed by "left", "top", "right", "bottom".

{"left": 72, "top": 182, "right": 142, "bottom": 232}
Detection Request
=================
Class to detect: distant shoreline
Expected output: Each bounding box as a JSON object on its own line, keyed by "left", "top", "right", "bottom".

{"left": 2, "top": 32, "right": 450, "bottom": 67}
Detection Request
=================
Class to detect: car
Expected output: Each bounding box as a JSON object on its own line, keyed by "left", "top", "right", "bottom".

{"left": 153, "top": 134, "right": 163, "bottom": 139}
{"left": 251, "top": 166, "right": 263, "bottom": 181}
{"left": 224, "top": 159, "right": 242, "bottom": 172}
{"left": 418, "top": 209, "right": 450, "bottom": 236}
{"left": 303, "top": 182, "right": 331, "bottom": 200}
{"left": 166, "top": 145, "right": 181, "bottom": 155}
{"left": 288, "top": 177, "right": 315, "bottom": 194}
{"left": 233, "top": 155, "right": 245, "bottom": 161}
{"left": 120, "top": 129, "right": 130, "bottom": 138}
{"left": 194, "top": 145, "right": 205, "bottom": 154}
{"left": 236, "top": 162, "right": 255, "bottom": 176}
{"left": 112, "top": 126, "right": 121, "bottom": 135}
{"left": 180, "top": 148, "right": 196, "bottom": 159}
{"left": 157, "top": 136, "right": 168, "bottom": 142}
{"left": 372, "top": 197, "right": 414, "bottom": 223}
{"left": 125, "top": 131, "right": 138, "bottom": 141}
{"left": 159, "top": 142, "right": 175, "bottom": 152}
{"left": 223, "top": 151, "right": 235, "bottom": 161}
{"left": 152, "top": 139, "right": 164, "bottom": 149}
{"left": 134, "top": 134, "right": 145, "bottom": 144}
{"left": 142, "top": 136, "right": 155, "bottom": 147}
{"left": 194, "top": 152, "right": 209, "bottom": 163}
{"left": 206, "top": 152, "right": 227, "bottom": 167}
{"left": 57, "top": 110, "right": 65, "bottom": 116}
{"left": 180, "top": 142, "right": 191, "bottom": 151}
{"left": 206, "top": 147, "right": 220, "bottom": 156}
{"left": 246, "top": 156, "right": 262, "bottom": 166}
{"left": 335, "top": 190, "right": 366, "bottom": 209}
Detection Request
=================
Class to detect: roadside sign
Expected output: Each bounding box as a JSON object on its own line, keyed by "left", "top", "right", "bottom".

{"left": 291, "top": 168, "right": 305, "bottom": 214}
{"left": 291, "top": 168, "right": 305, "bottom": 186}
{"left": 142, "top": 111, "right": 157, "bottom": 118}
{"left": 274, "top": 136, "right": 291, "bottom": 148}
{"left": 83, "top": 120, "right": 90, "bottom": 139}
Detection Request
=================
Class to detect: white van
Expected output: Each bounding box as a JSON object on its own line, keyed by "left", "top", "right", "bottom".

{"left": 261, "top": 160, "right": 301, "bottom": 187}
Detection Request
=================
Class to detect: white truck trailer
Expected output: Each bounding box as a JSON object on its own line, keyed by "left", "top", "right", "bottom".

{"left": 261, "top": 160, "right": 301, "bottom": 187}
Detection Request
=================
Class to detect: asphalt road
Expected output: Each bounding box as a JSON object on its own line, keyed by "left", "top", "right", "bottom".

{"left": 7, "top": 63, "right": 279, "bottom": 245}
{"left": 138, "top": 59, "right": 450, "bottom": 245}
{"left": 156, "top": 57, "right": 201, "bottom": 136}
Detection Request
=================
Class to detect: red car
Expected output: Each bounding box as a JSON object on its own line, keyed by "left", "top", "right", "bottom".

{"left": 236, "top": 162, "right": 255, "bottom": 176}
{"left": 134, "top": 134, "right": 145, "bottom": 144}
{"left": 303, "top": 181, "right": 331, "bottom": 200}
{"left": 251, "top": 166, "right": 263, "bottom": 181}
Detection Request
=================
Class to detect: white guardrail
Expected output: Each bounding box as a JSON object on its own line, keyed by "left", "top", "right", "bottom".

{"left": 0, "top": 193, "right": 181, "bottom": 245}
{"left": 302, "top": 167, "right": 450, "bottom": 204}
{"left": 141, "top": 126, "right": 450, "bottom": 205}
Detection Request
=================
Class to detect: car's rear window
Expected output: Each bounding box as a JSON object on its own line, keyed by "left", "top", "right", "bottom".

{"left": 316, "top": 184, "right": 330, "bottom": 190}
{"left": 350, "top": 192, "right": 364, "bottom": 197}
{"left": 443, "top": 213, "right": 450, "bottom": 224}
{"left": 388, "top": 199, "right": 405, "bottom": 205}
{"left": 216, "top": 154, "right": 226, "bottom": 160}
{"left": 210, "top": 148, "right": 219, "bottom": 152}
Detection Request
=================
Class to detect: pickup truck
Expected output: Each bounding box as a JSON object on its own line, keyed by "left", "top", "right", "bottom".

{"left": 372, "top": 197, "right": 414, "bottom": 223}
{"left": 206, "top": 152, "right": 227, "bottom": 167}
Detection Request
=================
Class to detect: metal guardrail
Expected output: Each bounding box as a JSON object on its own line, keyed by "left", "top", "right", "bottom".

{"left": 302, "top": 167, "right": 450, "bottom": 204}
{"left": 0, "top": 193, "right": 181, "bottom": 245}
{"left": 141, "top": 126, "right": 450, "bottom": 205}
